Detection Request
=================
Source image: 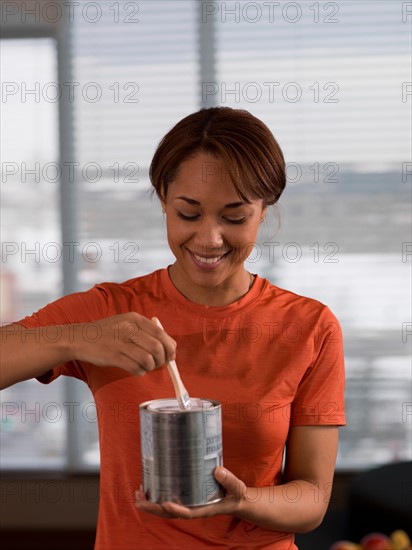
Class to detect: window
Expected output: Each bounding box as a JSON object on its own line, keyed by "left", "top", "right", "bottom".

{"left": 0, "top": 38, "right": 67, "bottom": 467}
{"left": 1, "top": 0, "right": 411, "bottom": 471}
{"left": 212, "top": 0, "right": 411, "bottom": 468}
{"left": 1, "top": 1, "right": 199, "bottom": 470}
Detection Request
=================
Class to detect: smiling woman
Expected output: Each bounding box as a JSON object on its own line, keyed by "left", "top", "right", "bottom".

{"left": 151, "top": 107, "right": 286, "bottom": 306}
{"left": 0, "top": 107, "right": 345, "bottom": 550}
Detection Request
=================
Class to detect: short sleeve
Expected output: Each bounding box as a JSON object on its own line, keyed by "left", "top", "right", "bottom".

{"left": 290, "top": 306, "right": 346, "bottom": 426}
{"left": 15, "top": 284, "right": 112, "bottom": 384}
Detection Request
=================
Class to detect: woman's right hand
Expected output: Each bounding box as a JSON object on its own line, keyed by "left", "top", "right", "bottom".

{"left": 71, "top": 313, "right": 177, "bottom": 376}
{"left": 0, "top": 313, "right": 176, "bottom": 390}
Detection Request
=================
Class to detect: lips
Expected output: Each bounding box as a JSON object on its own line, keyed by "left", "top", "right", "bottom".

{"left": 187, "top": 249, "right": 230, "bottom": 267}
{"left": 192, "top": 253, "right": 225, "bottom": 264}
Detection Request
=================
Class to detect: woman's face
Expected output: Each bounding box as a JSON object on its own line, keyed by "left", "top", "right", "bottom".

{"left": 162, "top": 152, "right": 266, "bottom": 304}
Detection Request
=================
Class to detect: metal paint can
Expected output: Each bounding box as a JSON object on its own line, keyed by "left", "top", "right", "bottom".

{"left": 139, "top": 398, "right": 223, "bottom": 507}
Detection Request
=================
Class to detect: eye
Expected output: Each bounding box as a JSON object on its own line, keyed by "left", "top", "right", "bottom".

{"left": 176, "top": 211, "right": 199, "bottom": 221}
{"left": 224, "top": 217, "right": 246, "bottom": 225}
{"left": 176, "top": 212, "right": 246, "bottom": 224}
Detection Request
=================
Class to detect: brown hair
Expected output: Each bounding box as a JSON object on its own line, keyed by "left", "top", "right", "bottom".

{"left": 149, "top": 107, "right": 286, "bottom": 206}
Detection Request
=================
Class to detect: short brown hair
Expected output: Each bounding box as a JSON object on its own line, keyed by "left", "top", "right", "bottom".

{"left": 149, "top": 107, "right": 286, "bottom": 206}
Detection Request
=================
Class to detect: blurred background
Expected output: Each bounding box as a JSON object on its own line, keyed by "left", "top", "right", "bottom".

{"left": 1, "top": 1, "right": 411, "bottom": 549}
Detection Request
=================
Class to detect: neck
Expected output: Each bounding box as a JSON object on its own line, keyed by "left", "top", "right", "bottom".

{"left": 168, "top": 264, "right": 254, "bottom": 307}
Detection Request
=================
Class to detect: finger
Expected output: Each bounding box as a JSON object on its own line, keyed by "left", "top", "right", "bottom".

{"left": 149, "top": 316, "right": 177, "bottom": 361}
{"left": 112, "top": 314, "right": 177, "bottom": 363}
{"left": 214, "top": 467, "right": 247, "bottom": 500}
{"left": 113, "top": 318, "right": 174, "bottom": 371}
{"left": 118, "top": 350, "right": 153, "bottom": 376}
{"left": 137, "top": 501, "right": 176, "bottom": 518}
{"left": 160, "top": 502, "right": 195, "bottom": 518}
{"left": 137, "top": 314, "right": 177, "bottom": 361}
{"left": 122, "top": 331, "right": 166, "bottom": 371}
{"left": 160, "top": 498, "right": 241, "bottom": 519}
{"left": 135, "top": 490, "right": 175, "bottom": 518}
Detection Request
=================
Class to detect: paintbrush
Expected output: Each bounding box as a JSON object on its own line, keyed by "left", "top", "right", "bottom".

{"left": 152, "top": 317, "right": 191, "bottom": 411}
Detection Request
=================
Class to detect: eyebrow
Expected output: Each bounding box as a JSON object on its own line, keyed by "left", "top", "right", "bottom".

{"left": 175, "top": 196, "right": 249, "bottom": 208}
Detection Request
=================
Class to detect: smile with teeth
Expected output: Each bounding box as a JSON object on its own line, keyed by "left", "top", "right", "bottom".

{"left": 191, "top": 251, "right": 229, "bottom": 264}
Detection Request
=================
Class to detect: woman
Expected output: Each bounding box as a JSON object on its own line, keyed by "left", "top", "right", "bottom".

{"left": 1, "top": 107, "right": 345, "bottom": 549}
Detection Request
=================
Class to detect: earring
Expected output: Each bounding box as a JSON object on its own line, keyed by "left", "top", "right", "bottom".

{"left": 162, "top": 209, "right": 166, "bottom": 214}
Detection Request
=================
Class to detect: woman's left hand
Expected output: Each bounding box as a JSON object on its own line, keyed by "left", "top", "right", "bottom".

{"left": 135, "top": 467, "right": 247, "bottom": 519}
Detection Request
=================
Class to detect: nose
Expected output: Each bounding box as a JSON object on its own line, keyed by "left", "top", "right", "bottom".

{"left": 194, "top": 217, "right": 224, "bottom": 252}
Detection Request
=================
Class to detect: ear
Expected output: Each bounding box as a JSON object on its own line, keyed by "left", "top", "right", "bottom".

{"left": 160, "top": 195, "right": 166, "bottom": 212}
{"left": 260, "top": 204, "right": 268, "bottom": 221}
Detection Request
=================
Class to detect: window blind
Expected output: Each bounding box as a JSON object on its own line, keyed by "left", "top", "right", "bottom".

{"left": 1, "top": 1, "right": 410, "bottom": 471}
{"left": 69, "top": 1, "right": 199, "bottom": 466}
{"left": 213, "top": 0, "right": 412, "bottom": 468}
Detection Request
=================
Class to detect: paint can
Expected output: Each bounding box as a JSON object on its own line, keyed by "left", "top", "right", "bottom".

{"left": 139, "top": 398, "right": 223, "bottom": 507}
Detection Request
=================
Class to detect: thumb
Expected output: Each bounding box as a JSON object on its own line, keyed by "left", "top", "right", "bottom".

{"left": 214, "top": 467, "right": 246, "bottom": 499}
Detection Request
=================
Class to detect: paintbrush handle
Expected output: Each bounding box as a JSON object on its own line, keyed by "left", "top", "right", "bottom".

{"left": 166, "top": 359, "right": 189, "bottom": 398}
{"left": 152, "top": 317, "right": 191, "bottom": 410}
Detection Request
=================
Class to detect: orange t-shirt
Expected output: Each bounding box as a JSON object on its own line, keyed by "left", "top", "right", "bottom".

{"left": 18, "top": 268, "right": 345, "bottom": 550}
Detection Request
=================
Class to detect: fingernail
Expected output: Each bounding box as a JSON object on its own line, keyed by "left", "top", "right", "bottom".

{"left": 217, "top": 467, "right": 227, "bottom": 479}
